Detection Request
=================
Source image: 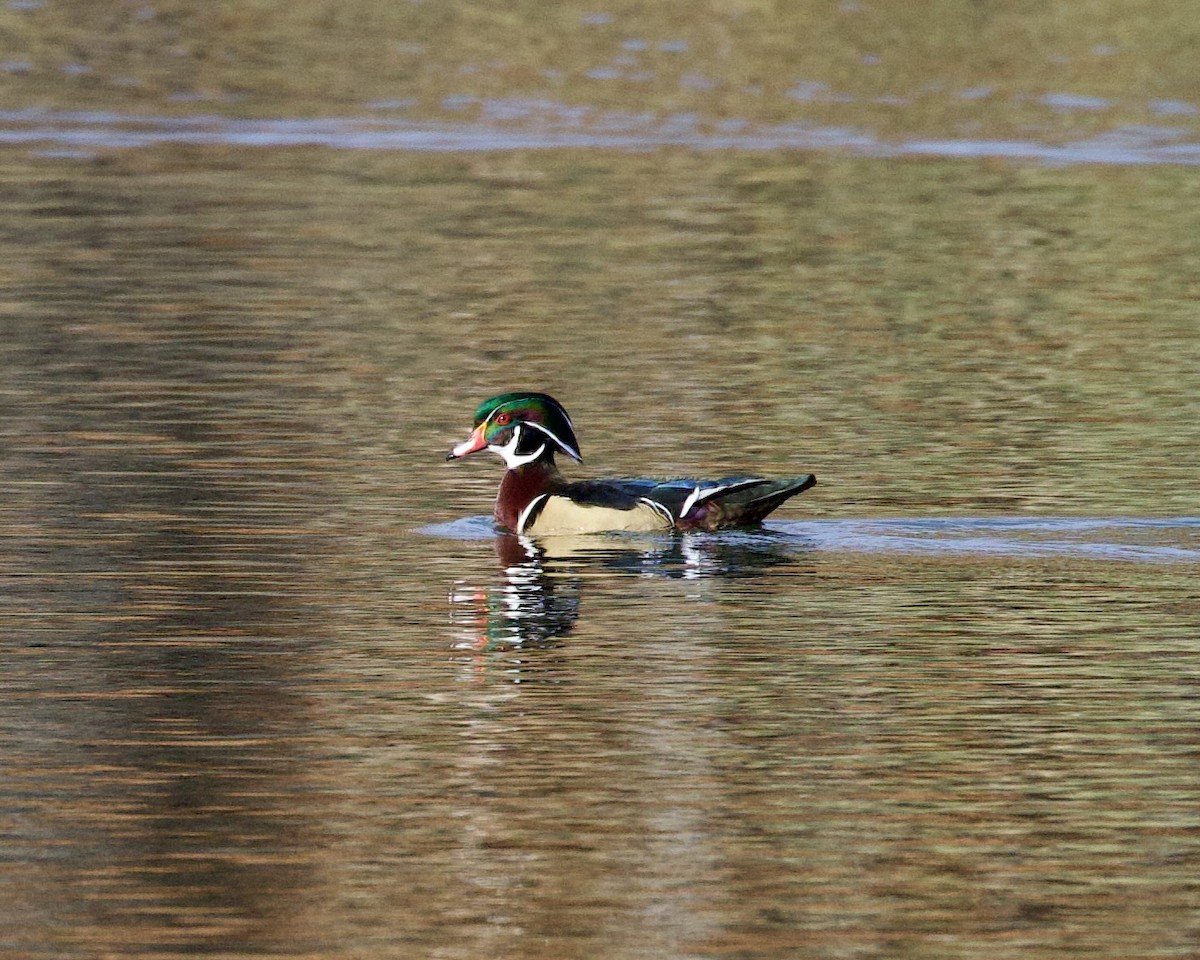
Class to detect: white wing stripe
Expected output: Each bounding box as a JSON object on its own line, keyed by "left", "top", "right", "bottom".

{"left": 638, "top": 497, "right": 674, "bottom": 525}
{"left": 680, "top": 484, "right": 725, "bottom": 518}
{"left": 516, "top": 494, "right": 549, "bottom": 534}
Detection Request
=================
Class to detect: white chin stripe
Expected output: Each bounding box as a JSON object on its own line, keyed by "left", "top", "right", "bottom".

{"left": 489, "top": 425, "right": 546, "bottom": 469}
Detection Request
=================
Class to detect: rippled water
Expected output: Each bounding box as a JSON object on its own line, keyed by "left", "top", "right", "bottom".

{"left": 3, "top": 3, "right": 1200, "bottom": 958}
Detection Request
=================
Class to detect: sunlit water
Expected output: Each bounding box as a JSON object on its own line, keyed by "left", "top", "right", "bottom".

{"left": 4, "top": 4, "right": 1200, "bottom": 958}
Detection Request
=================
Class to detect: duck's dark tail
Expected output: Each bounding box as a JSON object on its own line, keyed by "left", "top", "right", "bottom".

{"left": 676, "top": 474, "right": 817, "bottom": 530}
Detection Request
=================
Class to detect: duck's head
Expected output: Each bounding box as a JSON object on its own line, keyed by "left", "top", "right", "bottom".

{"left": 446, "top": 392, "right": 582, "bottom": 469}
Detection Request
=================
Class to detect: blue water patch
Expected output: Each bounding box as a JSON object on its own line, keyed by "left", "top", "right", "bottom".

{"left": 419, "top": 516, "right": 1200, "bottom": 563}
{"left": 4, "top": 106, "right": 1200, "bottom": 167}
{"left": 768, "top": 516, "right": 1200, "bottom": 563}
{"left": 1040, "top": 92, "right": 1114, "bottom": 112}
{"left": 1150, "top": 99, "right": 1200, "bottom": 117}
{"left": 421, "top": 516, "right": 501, "bottom": 539}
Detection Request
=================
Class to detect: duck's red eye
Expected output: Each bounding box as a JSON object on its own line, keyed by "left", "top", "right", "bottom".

{"left": 494, "top": 412, "right": 511, "bottom": 425}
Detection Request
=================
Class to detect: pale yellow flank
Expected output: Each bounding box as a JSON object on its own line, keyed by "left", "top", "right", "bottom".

{"left": 523, "top": 496, "right": 673, "bottom": 536}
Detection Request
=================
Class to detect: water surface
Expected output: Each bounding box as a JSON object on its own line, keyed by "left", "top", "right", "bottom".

{"left": 3, "top": 4, "right": 1200, "bottom": 958}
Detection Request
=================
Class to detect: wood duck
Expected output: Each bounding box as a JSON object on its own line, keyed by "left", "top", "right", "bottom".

{"left": 446, "top": 391, "right": 817, "bottom": 537}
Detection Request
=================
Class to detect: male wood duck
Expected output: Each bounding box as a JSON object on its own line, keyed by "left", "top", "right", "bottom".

{"left": 446, "top": 391, "right": 817, "bottom": 536}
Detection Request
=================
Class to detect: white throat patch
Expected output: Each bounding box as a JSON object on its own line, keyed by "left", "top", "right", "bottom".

{"left": 489, "top": 424, "right": 546, "bottom": 469}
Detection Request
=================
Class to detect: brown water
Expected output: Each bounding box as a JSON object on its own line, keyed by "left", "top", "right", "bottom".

{"left": 3, "top": 4, "right": 1200, "bottom": 959}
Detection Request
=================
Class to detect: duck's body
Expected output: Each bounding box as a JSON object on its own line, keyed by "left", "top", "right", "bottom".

{"left": 447, "top": 392, "right": 816, "bottom": 537}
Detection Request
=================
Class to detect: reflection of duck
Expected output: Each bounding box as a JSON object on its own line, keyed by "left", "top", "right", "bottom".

{"left": 515, "top": 528, "right": 813, "bottom": 578}
{"left": 449, "top": 535, "right": 582, "bottom": 657}
{"left": 448, "top": 528, "right": 814, "bottom": 671}
{"left": 446, "top": 392, "right": 816, "bottom": 536}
